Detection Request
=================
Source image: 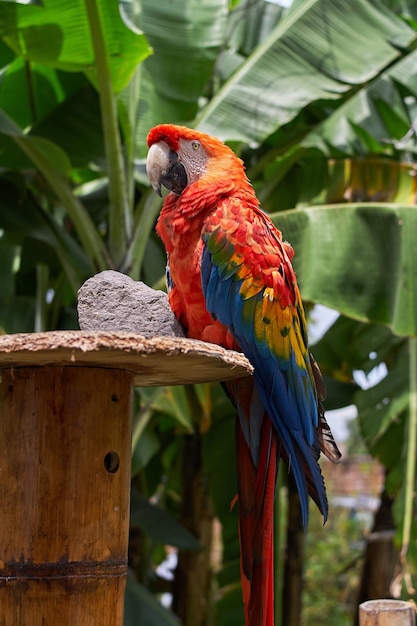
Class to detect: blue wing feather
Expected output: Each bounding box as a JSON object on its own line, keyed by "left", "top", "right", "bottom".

{"left": 201, "top": 206, "right": 328, "bottom": 525}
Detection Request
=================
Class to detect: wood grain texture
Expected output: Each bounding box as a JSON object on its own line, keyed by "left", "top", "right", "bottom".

{"left": 0, "top": 366, "right": 133, "bottom": 625}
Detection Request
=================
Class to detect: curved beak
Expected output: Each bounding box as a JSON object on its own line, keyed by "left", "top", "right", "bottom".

{"left": 146, "top": 141, "right": 188, "bottom": 196}
{"left": 146, "top": 142, "right": 170, "bottom": 196}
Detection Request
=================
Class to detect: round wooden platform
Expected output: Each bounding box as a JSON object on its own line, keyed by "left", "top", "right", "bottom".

{"left": 0, "top": 331, "right": 253, "bottom": 386}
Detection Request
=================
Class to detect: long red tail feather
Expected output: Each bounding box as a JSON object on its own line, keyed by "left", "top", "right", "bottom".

{"left": 236, "top": 413, "right": 277, "bottom": 626}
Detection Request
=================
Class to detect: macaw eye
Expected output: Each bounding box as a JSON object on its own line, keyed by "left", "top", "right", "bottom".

{"left": 191, "top": 141, "right": 200, "bottom": 151}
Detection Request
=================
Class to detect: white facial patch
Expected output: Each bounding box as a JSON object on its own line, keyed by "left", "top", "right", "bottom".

{"left": 178, "top": 138, "right": 208, "bottom": 185}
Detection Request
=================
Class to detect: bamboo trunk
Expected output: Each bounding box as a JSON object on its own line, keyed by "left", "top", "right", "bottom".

{"left": 0, "top": 366, "right": 133, "bottom": 626}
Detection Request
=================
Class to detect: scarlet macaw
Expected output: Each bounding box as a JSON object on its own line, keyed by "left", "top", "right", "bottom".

{"left": 146, "top": 124, "right": 340, "bottom": 626}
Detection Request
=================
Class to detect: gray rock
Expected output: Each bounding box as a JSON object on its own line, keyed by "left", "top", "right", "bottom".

{"left": 77, "top": 270, "right": 184, "bottom": 338}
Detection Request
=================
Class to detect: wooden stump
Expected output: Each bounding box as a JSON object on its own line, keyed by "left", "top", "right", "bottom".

{"left": 0, "top": 331, "right": 252, "bottom": 626}
{"left": 360, "top": 599, "right": 416, "bottom": 626}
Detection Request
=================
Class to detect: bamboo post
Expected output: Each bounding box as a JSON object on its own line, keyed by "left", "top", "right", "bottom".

{"left": 0, "top": 331, "right": 252, "bottom": 626}
{"left": 359, "top": 599, "right": 416, "bottom": 626}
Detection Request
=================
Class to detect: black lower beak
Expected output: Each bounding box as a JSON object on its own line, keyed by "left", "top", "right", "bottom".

{"left": 160, "top": 150, "right": 188, "bottom": 195}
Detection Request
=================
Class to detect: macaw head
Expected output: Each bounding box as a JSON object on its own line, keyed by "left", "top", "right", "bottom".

{"left": 146, "top": 124, "right": 245, "bottom": 197}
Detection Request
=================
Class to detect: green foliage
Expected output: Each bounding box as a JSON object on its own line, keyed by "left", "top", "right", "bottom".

{"left": 130, "top": 490, "right": 202, "bottom": 551}
{"left": 303, "top": 508, "right": 363, "bottom": 626}
{"left": 198, "top": 0, "right": 417, "bottom": 143}
{"left": 124, "top": 570, "right": 181, "bottom": 626}
{"left": 0, "top": 0, "right": 150, "bottom": 91}
{"left": 273, "top": 204, "right": 417, "bottom": 337}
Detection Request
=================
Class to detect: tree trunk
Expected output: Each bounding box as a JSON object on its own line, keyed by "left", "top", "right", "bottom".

{"left": 354, "top": 490, "right": 397, "bottom": 626}
{"left": 172, "top": 426, "right": 214, "bottom": 626}
{"left": 282, "top": 480, "right": 304, "bottom": 626}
